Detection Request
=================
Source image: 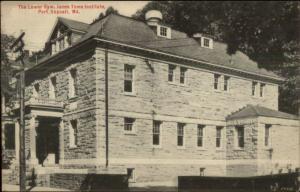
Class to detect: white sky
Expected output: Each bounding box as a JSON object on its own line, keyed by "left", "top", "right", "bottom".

{"left": 1, "top": 1, "right": 149, "bottom": 51}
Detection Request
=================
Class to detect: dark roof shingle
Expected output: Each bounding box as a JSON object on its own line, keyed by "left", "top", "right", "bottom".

{"left": 227, "top": 105, "right": 299, "bottom": 120}
{"left": 54, "top": 14, "right": 282, "bottom": 80}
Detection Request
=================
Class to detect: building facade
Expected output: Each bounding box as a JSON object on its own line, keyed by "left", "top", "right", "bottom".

{"left": 2, "top": 11, "right": 299, "bottom": 189}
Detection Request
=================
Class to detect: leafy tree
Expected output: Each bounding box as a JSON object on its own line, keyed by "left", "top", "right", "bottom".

{"left": 92, "top": 6, "right": 119, "bottom": 24}
{"left": 133, "top": 1, "right": 299, "bottom": 115}
{"left": 1, "top": 34, "right": 17, "bottom": 96}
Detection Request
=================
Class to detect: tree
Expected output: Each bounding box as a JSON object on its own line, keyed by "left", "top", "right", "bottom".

{"left": 92, "top": 6, "right": 119, "bottom": 24}
{"left": 133, "top": 1, "right": 299, "bottom": 115}
{"left": 1, "top": 34, "right": 17, "bottom": 96}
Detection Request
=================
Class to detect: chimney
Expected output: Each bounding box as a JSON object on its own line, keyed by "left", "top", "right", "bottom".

{"left": 145, "top": 10, "right": 162, "bottom": 26}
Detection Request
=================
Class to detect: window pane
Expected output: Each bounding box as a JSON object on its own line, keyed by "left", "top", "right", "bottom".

{"left": 178, "top": 136, "right": 183, "bottom": 146}
{"left": 180, "top": 67, "right": 187, "bottom": 84}
{"left": 214, "top": 74, "right": 220, "bottom": 89}
{"left": 153, "top": 121, "right": 161, "bottom": 145}
{"left": 224, "top": 76, "right": 229, "bottom": 91}
{"left": 252, "top": 82, "right": 257, "bottom": 96}
{"left": 124, "top": 118, "right": 134, "bottom": 132}
{"left": 216, "top": 138, "right": 221, "bottom": 148}
{"left": 177, "top": 123, "right": 184, "bottom": 146}
{"left": 168, "top": 65, "right": 175, "bottom": 82}
{"left": 124, "top": 80, "right": 132, "bottom": 92}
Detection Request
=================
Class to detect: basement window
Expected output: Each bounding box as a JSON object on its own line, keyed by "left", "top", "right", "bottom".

{"left": 127, "top": 168, "right": 136, "bottom": 182}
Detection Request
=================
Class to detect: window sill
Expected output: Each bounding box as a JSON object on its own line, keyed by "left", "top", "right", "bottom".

{"left": 177, "top": 146, "right": 186, "bottom": 149}
{"left": 152, "top": 145, "right": 162, "bottom": 149}
{"left": 124, "top": 92, "right": 136, "bottom": 97}
{"left": 69, "top": 96, "right": 79, "bottom": 102}
{"left": 197, "top": 147, "right": 207, "bottom": 151}
{"left": 168, "top": 81, "right": 177, "bottom": 85}
{"left": 233, "top": 148, "right": 244, "bottom": 151}
{"left": 124, "top": 132, "right": 137, "bottom": 136}
{"left": 216, "top": 148, "right": 225, "bottom": 152}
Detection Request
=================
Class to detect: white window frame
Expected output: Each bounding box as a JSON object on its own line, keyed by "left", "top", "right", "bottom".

{"left": 157, "top": 25, "right": 171, "bottom": 39}
{"left": 153, "top": 121, "right": 162, "bottom": 147}
{"left": 69, "top": 120, "right": 78, "bottom": 148}
{"left": 124, "top": 117, "right": 136, "bottom": 134}
{"left": 201, "top": 37, "right": 213, "bottom": 49}
{"left": 197, "top": 125, "right": 205, "bottom": 149}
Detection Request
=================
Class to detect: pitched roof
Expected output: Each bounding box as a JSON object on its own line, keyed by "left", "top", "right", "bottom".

{"left": 58, "top": 17, "right": 90, "bottom": 32}
{"left": 49, "top": 14, "right": 282, "bottom": 80}
{"left": 226, "top": 105, "right": 299, "bottom": 120}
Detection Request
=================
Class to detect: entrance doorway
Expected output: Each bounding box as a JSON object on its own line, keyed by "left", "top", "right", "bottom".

{"left": 36, "top": 117, "right": 60, "bottom": 165}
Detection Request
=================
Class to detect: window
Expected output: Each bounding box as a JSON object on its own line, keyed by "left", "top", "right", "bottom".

{"left": 214, "top": 74, "right": 220, "bottom": 90}
{"left": 124, "top": 118, "right": 135, "bottom": 133}
{"left": 203, "top": 38, "right": 210, "bottom": 47}
{"left": 168, "top": 65, "right": 176, "bottom": 82}
{"left": 33, "top": 83, "right": 40, "bottom": 98}
{"left": 69, "top": 68, "right": 78, "bottom": 98}
{"left": 177, "top": 123, "right": 185, "bottom": 147}
{"left": 160, "top": 26, "right": 167, "bottom": 37}
{"left": 49, "top": 76, "right": 57, "bottom": 99}
{"left": 224, "top": 76, "right": 230, "bottom": 91}
{"left": 197, "top": 125, "right": 205, "bottom": 147}
{"left": 260, "top": 83, "right": 265, "bottom": 97}
{"left": 252, "top": 82, "right": 257, "bottom": 96}
{"left": 127, "top": 168, "right": 136, "bottom": 182}
{"left": 4, "top": 124, "right": 15, "bottom": 150}
{"left": 265, "top": 124, "right": 271, "bottom": 147}
{"left": 69, "top": 120, "right": 78, "bottom": 148}
{"left": 236, "top": 126, "right": 244, "bottom": 148}
{"left": 124, "top": 65, "right": 134, "bottom": 93}
{"left": 153, "top": 121, "right": 161, "bottom": 146}
{"left": 216, "top": 126, "right": 223, "bottom": 148}
{"left": 200, "top": 168, "right": 206, "bottom": 176}
{"left": 180, "top": 67, "right": 187, "bottom": 84}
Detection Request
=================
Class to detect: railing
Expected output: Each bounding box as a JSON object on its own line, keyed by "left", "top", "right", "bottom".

{"left": 12, "top": 97, "right": 64, "bottom": 110}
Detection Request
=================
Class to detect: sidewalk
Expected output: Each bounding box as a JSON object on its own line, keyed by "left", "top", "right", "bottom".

{"left": 2, "top": 184, "right": 71, "bottom": 191}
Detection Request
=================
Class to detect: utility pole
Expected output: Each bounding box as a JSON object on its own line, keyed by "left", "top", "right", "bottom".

{"left": 10, "top": 32, "right": 26, "bottom": 192}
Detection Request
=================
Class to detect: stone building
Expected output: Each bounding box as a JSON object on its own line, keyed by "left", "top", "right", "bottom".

{"left": 2, "top": 11, "right": 299, "bottom": 189}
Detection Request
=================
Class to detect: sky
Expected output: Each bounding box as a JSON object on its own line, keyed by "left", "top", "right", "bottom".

{"left": 1, "top": 1, "right": 149, "bottom": 52}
